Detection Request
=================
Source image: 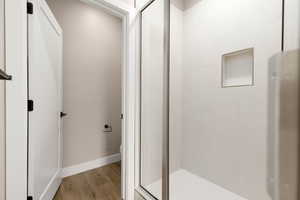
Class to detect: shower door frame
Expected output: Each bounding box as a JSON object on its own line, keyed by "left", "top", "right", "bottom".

{"left": 136, "top": 0, "right": 170, "bottom": 199}
{"left": 136, "top": 0, "right": 290, "bottom": 199}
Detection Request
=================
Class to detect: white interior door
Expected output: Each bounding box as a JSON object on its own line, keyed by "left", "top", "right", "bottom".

{"left": 28, "top": 0, "right": 63, "bottom": 199}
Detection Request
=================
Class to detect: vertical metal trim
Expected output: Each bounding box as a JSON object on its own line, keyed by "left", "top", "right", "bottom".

{"left": 281, "top": 0, "right": 285, "bottom": 51}
{"left": 139, "top": 9, "right": 142, "bottom": 191}
{"left": 162, "top": 0, "right": 170, "bottom": 199}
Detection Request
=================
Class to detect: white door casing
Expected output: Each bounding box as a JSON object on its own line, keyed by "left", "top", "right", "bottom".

{"left": 28, "top": 0, "right": 63, "bottom": 199}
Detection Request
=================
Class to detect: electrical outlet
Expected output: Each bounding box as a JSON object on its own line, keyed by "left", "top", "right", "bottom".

{"left": 103, "top": 124, "right": 112, "bottom": 133}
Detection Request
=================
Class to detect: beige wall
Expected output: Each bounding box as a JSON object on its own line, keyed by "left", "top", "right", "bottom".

{"left": 47, "top": 0, "right": 122, "bottom": 168}
{"left": 0, "top": 0, "right": 5, "bottom": 198}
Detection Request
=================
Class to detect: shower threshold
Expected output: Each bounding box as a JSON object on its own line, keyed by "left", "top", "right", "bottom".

{"left": 145, "top": 170, "right": 248, "bottom": 200}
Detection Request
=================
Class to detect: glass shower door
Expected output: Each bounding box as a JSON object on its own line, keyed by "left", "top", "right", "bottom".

{"left": 139, "top": 0, "right": 299, "bottom": 200}
{"left": 139, "top": 0, "right": 169, "bottom": 199}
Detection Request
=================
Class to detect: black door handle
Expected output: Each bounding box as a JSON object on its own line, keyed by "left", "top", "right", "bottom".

{"left": 0, "top": 69, "right": 12, "bottom": 80}
{"left": 60, "top": 112, "right": 67, "bottom": 118}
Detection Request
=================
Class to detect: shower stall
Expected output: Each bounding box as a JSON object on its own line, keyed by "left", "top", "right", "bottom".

{"left": 137, "top": 0, "right": 300, "bottom": 199}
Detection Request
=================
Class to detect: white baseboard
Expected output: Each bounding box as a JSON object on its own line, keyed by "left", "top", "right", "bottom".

{"left": 61, "top": 153, "right": 121, "bottom": 178}
{"left": 40, "top": 170, "right": 62, "bottom": 200}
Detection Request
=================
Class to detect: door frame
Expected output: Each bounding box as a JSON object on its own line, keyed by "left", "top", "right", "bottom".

{"left": 5, "top": 0, "right": 139, "bottom": 199}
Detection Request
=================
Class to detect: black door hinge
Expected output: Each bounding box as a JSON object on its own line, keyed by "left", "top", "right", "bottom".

{"left": 27, "top": 2, "right": 33, "bottom": 14}
{"left": 27, "top": 196, "right": 33, "bottom": 200}
{"left": 28, "top": 100, "right": 34, "bottom": 112}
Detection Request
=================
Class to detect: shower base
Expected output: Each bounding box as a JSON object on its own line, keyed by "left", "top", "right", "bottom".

{"left": 145, "top": 170, "right": 247, "bottom": 200}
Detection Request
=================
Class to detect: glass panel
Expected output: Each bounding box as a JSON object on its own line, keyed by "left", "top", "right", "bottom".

{"left": 168, "top": 0, "right": 299, "bottom": 200}
{"left": 140, "top": 0, "right": 165, "bottom": 199}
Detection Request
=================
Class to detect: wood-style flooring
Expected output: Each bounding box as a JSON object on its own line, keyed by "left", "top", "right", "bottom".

{"left": 53, "top": 162, "right": 121, "bottom": 200}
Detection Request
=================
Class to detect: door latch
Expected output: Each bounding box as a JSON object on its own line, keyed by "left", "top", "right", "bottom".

{"left": 60, "top": 112, "right": 67, "bottom": 118}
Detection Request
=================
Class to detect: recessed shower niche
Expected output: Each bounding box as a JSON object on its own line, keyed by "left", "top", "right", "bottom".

{"left": 222, "top": 48, "right": 254, "bottom": 87}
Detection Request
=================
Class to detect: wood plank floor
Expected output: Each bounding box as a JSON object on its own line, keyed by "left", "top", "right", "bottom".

{"left": 54, "top": 162, "right": 121, "bottom": 200}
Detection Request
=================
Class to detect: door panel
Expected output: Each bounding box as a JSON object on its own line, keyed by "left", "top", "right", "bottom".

{"left": 28, "top": 0, "right": 63, "bottom": 199}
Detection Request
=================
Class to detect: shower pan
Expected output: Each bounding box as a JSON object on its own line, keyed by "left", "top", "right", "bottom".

{"left": 137, "top": 0, "right": 300, "bottom": 199}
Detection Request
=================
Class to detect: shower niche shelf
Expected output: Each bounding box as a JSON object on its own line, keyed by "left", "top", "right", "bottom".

{"left": 222, "top": 48, "right": 254, "bottom": 87}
